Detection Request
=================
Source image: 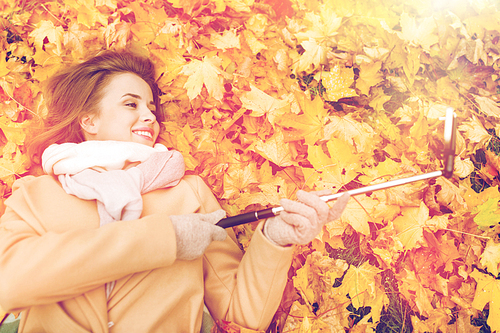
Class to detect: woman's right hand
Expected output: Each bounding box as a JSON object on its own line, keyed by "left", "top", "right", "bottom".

{"left": 169, "top": 210, "right": 227, "bottom": 260}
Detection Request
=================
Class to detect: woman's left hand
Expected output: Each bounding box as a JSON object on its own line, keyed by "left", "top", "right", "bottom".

{"left": 263, "top": 190, "right": 350, "bottom": 247}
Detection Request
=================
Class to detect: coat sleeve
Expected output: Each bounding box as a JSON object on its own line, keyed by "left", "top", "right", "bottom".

{"left": 0, "top": 177, "right": 177, "bottom": 313}
{"left": 188, "top": 176, "right": 293, "bottom": 331}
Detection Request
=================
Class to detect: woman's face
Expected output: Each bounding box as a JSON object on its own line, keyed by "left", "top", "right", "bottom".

{"left": 81, "top": 72, "right": 160, "bottom": 147}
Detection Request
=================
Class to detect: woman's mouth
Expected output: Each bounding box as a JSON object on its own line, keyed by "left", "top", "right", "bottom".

{"left": 133, "top": 130, "right": 153, "bottom": 140}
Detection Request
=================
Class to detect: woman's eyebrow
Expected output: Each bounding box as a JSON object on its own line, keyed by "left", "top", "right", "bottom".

{"left": 122, "top": 93, "right": 155, "bottom": 107}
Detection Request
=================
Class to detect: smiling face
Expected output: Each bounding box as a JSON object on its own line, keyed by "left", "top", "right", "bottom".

{"left": 80, "top": 72, "right": 160, "bottom": 147}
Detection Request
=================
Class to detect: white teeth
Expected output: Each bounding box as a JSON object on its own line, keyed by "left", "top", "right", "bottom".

{"left": 134, "top": 131, "right": 152, "bottom": 139}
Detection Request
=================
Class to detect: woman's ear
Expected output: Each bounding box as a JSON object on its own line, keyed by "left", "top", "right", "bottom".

{"left": 79, "top": 114, "right": 99, "bottom": 136}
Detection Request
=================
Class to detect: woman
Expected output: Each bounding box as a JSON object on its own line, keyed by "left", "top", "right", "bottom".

{"left": 0, "top": 50, "right": 349, "bottom": 332}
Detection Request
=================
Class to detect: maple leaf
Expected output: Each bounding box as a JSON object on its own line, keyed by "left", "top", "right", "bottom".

{"left": 480, "top": 239, "right": 500, "bottom": 276}
{"left": 292, "top": 38, "right": 328, "bottom": 73}
{"left": 222, "top": 163, "right": 258, "bottom": 200}
{"left": 239, "top": 84, "right": 289, "bottom": 123}
{"left": 317, "top": 66, "right": 357, "bottom": 102}
{"left": 65, "top": 0, "right": 108, "bottom": 28}
{"left": 251, "top": 129, "right": 295, "bottom": 167}
{"left": 323, "top": 114, "right": 376, "bottom": 154}
{"left": 399, "top": 269, "right": 435, "bottom": 317}
{"left": 278, "top": 93, "right": 327, "bottom": 145}
{"left": 356, "top": 61, "right": 384, "bottom": 96}
{"left": 393, "top": 202, "right": 429, "bottom": 249}
{"left": 474, "top": 95, "right": 500, "bottom": 118}
{"left": 473, "top": 197, "right": 500, "bottom": 228}
{"left": 211, "top": 29, "right": 241, "bottom": 51}
{"left": 458, "top": 115, "right": 491, "bottom": 146}
{"left": 29, "top": 20, "right": 64, "bottom": 55}
{"left": 397, "top": 12, "right": 439, "bottom": 52}
{"left": 338, "top": 261, "right": 381, "bottom": 309}
{"left": 294, "top": 8, "right": 342, "bottom": 43}
{"left": 471, "top": 269, "right": 500, "bottom": 332}
{"left": 341, "top": 195, "right": 377, "bottom": 236}
{"left": 306, "top": 138, "right": 359, "bottom": 190}
{"left": 180, "top": 56, "right": 226, "bottom": 102}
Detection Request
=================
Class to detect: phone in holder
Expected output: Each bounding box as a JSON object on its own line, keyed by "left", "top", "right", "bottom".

{"left": 216, "top": 107, "right": 457, "bottom": 229}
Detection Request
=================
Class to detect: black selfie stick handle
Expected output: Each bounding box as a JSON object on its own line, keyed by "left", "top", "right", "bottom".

{"left": 216, "top": 208, "right": 276, "bottom": 229}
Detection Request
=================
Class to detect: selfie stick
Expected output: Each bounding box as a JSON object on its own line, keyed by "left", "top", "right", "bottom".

{"left": 216, "top": 108, "right": 457, "bottom": 229}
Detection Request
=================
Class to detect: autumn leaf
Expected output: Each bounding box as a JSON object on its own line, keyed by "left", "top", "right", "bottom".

{"left": 278, "top": 94, "right": 327, "bottom": 145}
{"left": 239, "top": 84, "right": 290, "bottom": 123}
{"left": 480, "top": 239, "right": 500, "bottom": 277}
{"left": 393, "top": 202, "right": 429, "bottom": 249}
{"left": 317, "top": 65, "right": 357, "bottom": 102}
{"left": 397, "top": 12, "right": 439, "bottom": 52}
{"left": 29, "top": 20, "right": 64, "bottom": 55}
{"left": 473, "top": 197, "right": 500, "bottom": 228}
{"left": 180, "top": 55, "right": 226, "bottom": 102}
{"left": 356, "top": 61, "right": 384, "bottom": 96}
{"left": 471, "top": 269, "right": 500, "bottom": 331}
{"left": 323, "top": 114, "right": 377, "bottom": 154}
{"left": 291, "top": 38, "right": 328, "bottom": 73}
{"left": 251, "top": 129, "right": 295, "bottom": 167}
{"left": 338, "top": 261, "right": 382, "bottom": 309}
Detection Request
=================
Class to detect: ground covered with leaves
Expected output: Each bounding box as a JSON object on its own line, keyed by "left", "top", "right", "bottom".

{"left": 1, "top": 0, "right": 500, "bottom": 332}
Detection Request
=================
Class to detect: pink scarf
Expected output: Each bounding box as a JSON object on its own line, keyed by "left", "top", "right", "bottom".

{"left": 43, "top": 141, "right": 185, "bottom": 226}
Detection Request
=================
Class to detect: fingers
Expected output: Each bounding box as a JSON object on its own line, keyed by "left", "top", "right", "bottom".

{"left": 210, "top": 225, "right": 228, "bottom": 242}
{"left": 280, "top": 198, "right": 318, "bottom": 227}
{"left": 296, "top": 190, "right": 329, "bottom": 223}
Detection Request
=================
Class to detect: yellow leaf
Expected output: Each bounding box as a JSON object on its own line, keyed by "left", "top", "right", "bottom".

{"left": 393, "top": 202, "right": 429, "bottom": 249}
{"left": 397, "top": 12, "right": 439, "bottom": 51}
{"left": 0, "top": 142, "right": 28, "bottom": 179}
{"left": 409, "top": 110, "right": 429, "bottom": 140}
{"left": 471, "top": 269, "right": 500, "bottom": 331}
{"left": 294, "top": 7, "right": 342, "bottom": 42}
{"left": 239, "top": 84, "right": 290, "bottom": 122}
{"left": 341, "top": 195, "right": 377, "bottom": 236}
{"left": 480, "top": 239, "right": 500, "bottom": 276}
{"left": 131, "top": 22, "right": 157, "bottom": 44}
{"left": 356, "top": 61, "right": 383, "bottom": 96}
{"left": 65, "top": 0, "right": 108, "bottom": 28}
{"left": 474, "top": 95, "right": 500, "bottom": 118}
{"left": 401, "top": 269, "right": 435, "bottom": 317}
{"left": 318, "top": 66, "right": 357, "bottom": 101}
{"left": 180, "top": 56, "right": 225, "bottom": 101}
{"left": 359, "top": 157, "right": 402, "bottom": 185}
{"left": 307, "top": 138, "right": 359, "bottom": 190}
{"left": 338, "top": 261, "right": 381, "bottom": 308}
{"left": 29, "top": 20, "right": 64, "bottom": 55}
{"left": 292, "top": 38, "right": 328, "bottom": 73}
{"left": 242, "top": 30, "right": 267, "bottom": 55}
{"left": 458, "top": 115, "right": 491, "bottom": 146}
{"left": 323, "top": 114, "right": 376, "bottom": 154}
{"left": 252, "top": 129, "right": 295, "bottom": 167}
{"left": 278, "top": 93, "right": 327, "bottom": 145}
{"left": 222, "top": 163, "right": 258, "bottom": 200}
{"left": 211, "top": 29, "right": 241, "bottom": 51}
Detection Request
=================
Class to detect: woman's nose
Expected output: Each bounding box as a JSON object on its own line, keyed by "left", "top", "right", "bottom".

{"left": 140, "top": 105, "right": 157, "bottom": 123}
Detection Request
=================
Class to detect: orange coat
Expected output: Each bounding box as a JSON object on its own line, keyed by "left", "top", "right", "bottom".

{"left": 0, "top": 175, "right": 293, "bottom": 332}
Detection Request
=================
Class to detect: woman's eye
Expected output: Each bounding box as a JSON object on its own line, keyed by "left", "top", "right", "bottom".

{"left": 125, "top": 102, "right": 137, "bottom": 108}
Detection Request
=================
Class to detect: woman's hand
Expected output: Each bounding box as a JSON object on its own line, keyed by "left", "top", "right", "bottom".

{"left": 263, "top": 190, "right": 350, "bottom": 247}
{"left": 169, "top": 210, "right": 227, "bottom": 260}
